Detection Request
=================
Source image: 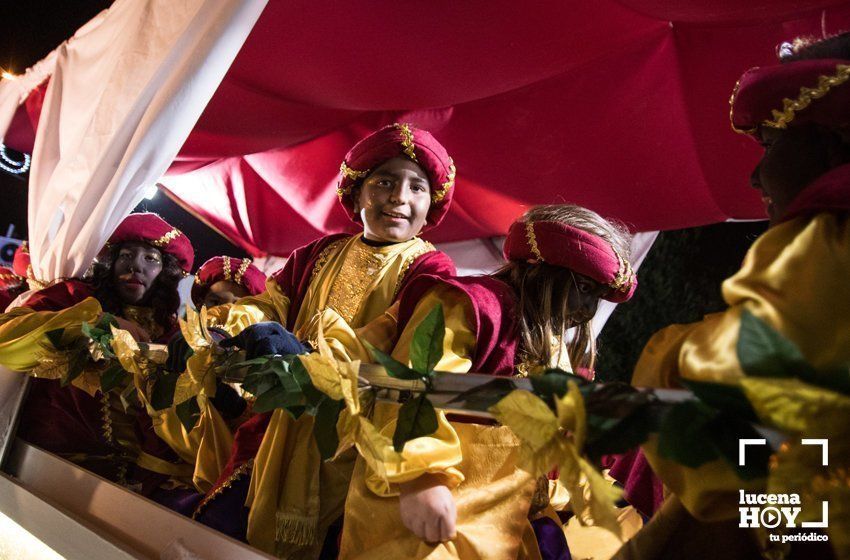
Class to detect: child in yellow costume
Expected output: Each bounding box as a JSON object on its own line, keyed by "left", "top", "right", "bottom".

{"left": 125, "top": 256, "right": 269, "bottom": 505}
{"left": 192, "top": 124, "right": 457, "bottom": 555}
{"left": 0, "top": 213, "right": 195, "bottom": 494}
{"left": 339, "top": 204, "right": 640, "bottom": 560}
{"left": 630, "top": 33, "right": 850, "bottom": 559}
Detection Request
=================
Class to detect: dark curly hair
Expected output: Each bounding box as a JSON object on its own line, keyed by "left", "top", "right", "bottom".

{"left": 90, "top": 243, "right": 183, "bottom": 332}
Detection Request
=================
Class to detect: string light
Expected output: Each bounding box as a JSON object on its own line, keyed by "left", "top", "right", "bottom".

{"left": 0, "top": 143, "right": 31, "bottom": 175}
{"left": 0, "top": 69, "right": 16, "bottom": 81}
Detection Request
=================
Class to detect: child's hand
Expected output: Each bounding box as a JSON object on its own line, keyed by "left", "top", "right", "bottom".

{"left": 398, "top": 473, "right": 457, "bottom": 543}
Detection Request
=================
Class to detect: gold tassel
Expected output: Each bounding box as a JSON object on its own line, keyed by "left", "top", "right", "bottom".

{"left": 275, "top": 513, "right": 318, "bottom": 547}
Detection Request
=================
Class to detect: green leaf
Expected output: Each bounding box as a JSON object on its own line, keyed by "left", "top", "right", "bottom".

{"left": 530, "top": 371, "right": 588, "bottom": 404}
{"left": 100, "top": 364, "right": 129, "bottom": 393}
{"left": 80, "top": 321, "right": 95, "bottom": 340}
{"left": 98, "top": 313, "right": 118, "bottom": 329}
{"left": 585, "top": 402, "right": 666, "bottom": 460}
{"left": 366, "top": 342, "right": 422, "bottom": 381}
{"left": 737, "top": 310, "right": 814, "bottom": 378}
{"left": 175, "top": 397, "right": 201, "bottom": 432}
{"left": 680, "top": 378, "right": 759, "bottom": 422}
{"left": 62, "top": 346, "right": 89, "bottom": 387}
{"left": 657, "top": 401, "right": 719, "bottom": 468}
{"left": 448, "top": 377, "right": 518, "bottom": 412}
{"left": 393, "top": 394, "right": 439, "bottom": 452}
{"left": 313, "top": 398, "right": 343, "bottom": 460}
{"left": 150, "top": 370, "right": 180, "bottom": 410}
{"left": 252, "top": 385, "right": 302, "bottom": 414}
{"left": 290, "top": 359, "right": 324, "bottom": 409}
{"left": 707, "top": 413, "right": 770, "bottom": 480}
{"left": 45, "top": 329, "right": 65, "bottom": 350}
{"left": 409, "top": 304, "right": 445, "bottom": 375}
{"left": 241, "top": 370, "right": 279, "bottom": 398}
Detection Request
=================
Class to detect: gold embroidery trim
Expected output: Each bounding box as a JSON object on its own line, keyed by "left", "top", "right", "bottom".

{"left": 191, "top": 459, "right": 254, "bottom": 519}
{"left": 222, "top": 256, "right": 232, "bottom": 281}
{"left": 764, "top": 64, "right": 850, "bottom": 129}
{"left": 150, "top": 228, "right": 182, "bottom": 248}
{"left": 0, "top": 273, "right": 21, "bottom": 282}
{"left": 432, "top": 158, "right": 455, "bottom": 203}
{"left": 100, "top": 392, "right": 115, "bottom": 445}
{"left": 338, "top": 162, "right": 370, "bottom": 199}
{"left": 525, "top": 222, "right": 544, "bottom": 262}
{"left": 729, "top": 78, "right": 757, "bottom": 135}
{"left": 234, "top": 258, "right": 251, "bottom": 285}
{"left": 309, "top": 239, "right": 347, "bottom": 285}
{"left": 731, "top": 64, "right": 850, "bottom": 134}
{"left": 392, "top": 240, "right": 436, "bottom": 299}
{"left": 327, "top": 241, "right": 391, "bottom": 323}
{"left": 608, "top": 247, "right": 635, "bottom": 293}
{"left": 395, "top": 123, "right": 418, "bottom": 161}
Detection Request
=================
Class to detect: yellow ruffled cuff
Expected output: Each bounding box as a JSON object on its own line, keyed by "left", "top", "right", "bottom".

{"left": 364, "top": 402, "right": 464, "bottom": 497}
{"left": 0, "top": 298, "right": 102, "bottom": 371}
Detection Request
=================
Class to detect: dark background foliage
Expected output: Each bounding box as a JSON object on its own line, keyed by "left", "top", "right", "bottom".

{"left": 596, "top": 221, "right": 768, "bottom": 383}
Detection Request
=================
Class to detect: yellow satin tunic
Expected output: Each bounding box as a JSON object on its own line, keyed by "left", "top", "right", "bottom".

{"left": 633, "top": 212, "right": 850, "bottom": 520}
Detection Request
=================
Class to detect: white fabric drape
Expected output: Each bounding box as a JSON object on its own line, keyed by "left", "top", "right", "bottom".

{"left": 0, "top": 11, "right": 110, "bottom": 143}
{"left": 23, "top": 0, "right": 267, "bottom": 282}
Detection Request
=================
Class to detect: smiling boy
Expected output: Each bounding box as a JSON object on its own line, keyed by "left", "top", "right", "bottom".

{"left": 193, "top": 124, "right": 458, "bottom": 557}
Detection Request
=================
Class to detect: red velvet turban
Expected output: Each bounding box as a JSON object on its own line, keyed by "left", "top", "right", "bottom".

{"left": 0, "top": 266, "right": 23, "bottom": 290}
{"left": 12, "top": 242, "right": 31, "bottom": 279}
{"left": 503, "top": 220, "right": 637, "bottom": 303}
{"left": 191, "top": 256, "right": 266, "bottom": 305}
{"left": 730, "top": 58, "right": 850, "bottom": 135}
{"left": 337, "top": 123, "right": 456, "bottom": 232}
{"left": 108, "top": 213, "right": 195, "bottom": 272}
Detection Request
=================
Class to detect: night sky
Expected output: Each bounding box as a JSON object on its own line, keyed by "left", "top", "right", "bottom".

{"left": 0, "top": 1, "right": 247, "bottom": 265}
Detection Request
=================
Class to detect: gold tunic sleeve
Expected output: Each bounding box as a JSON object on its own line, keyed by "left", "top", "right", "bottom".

{"left": 364, "top": 284, "right": 477, "bottom": 496}
{"left": 146, "top": 304, "right": 267, "bottom": 492}
{"left": 633, "top": 213, "right": 850, "bottom": 520}
{"left": 0, "top": 298, "right": 102, "bottom": 371}
{"left": 229, "top": 276, "right": 291, "bottom": 325}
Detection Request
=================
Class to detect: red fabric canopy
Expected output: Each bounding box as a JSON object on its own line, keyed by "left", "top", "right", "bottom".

{"left": 9, "top": 1, "right": 850, "bottom": 257}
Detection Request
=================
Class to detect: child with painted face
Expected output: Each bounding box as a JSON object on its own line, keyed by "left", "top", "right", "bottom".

{"left": 340, "top": 204, "right": 637, "bottom": 559}
{"left": 192, "top": 256, "right": 266, "bottom": 309}
{"left": 194, "top": 124, "right": 457, "bottom": 555}
{"left": 629, "top": 34, "right": 850, "bottom": 557}
{"left": 0, "top": 213, "right": 193, "bottom": 492}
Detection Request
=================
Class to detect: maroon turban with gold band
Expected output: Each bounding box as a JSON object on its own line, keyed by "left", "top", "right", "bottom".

{"left": 191, "top": 256, "right": 266, "bottom": 306}
{"left": 0, "top": 266, "right": 23, "bottom": 291}
{"left": 337, "top": 123, "right": 456, "bottom": 232}
{"left": 730, "top": 58, "right": 850, "bottom": 135}
{"left": 12, "top": 242, "right": 31, "bottom": 280}
{"left": 503, "top": 220, "right": 637, "bottom": 303}
{"left": 107, "top": 213, "right": 195, "bottom": 273}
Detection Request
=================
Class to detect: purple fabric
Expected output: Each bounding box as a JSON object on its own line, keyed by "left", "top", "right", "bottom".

{"left": 150, "top": 487, "right": 204, "bottom": 517}
{"left": 194, "top": 474, "right": 251, "bottom": 542}
{"left": 531, "top": 516, "right": 571, "bottom": 560}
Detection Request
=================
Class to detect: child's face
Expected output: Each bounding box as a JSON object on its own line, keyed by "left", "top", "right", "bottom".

{"left": 566, "top": 272, "right": 606, "bottom": 326}
{"left": 112, "top": 242, "right": 163, "bottom": 305}
{"left": 751, "top": 125, "right": 833, "bottom": 224}
{"left": 202, "top": 280, "right": 249, "bottom": 308}
{"left": 356, "top": 157, "right": 432, "bottom": 242}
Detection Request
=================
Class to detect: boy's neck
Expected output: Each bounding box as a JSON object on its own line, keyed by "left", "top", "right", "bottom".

{"left": 359, "top": 235, "right": 408, "bottom": 248}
